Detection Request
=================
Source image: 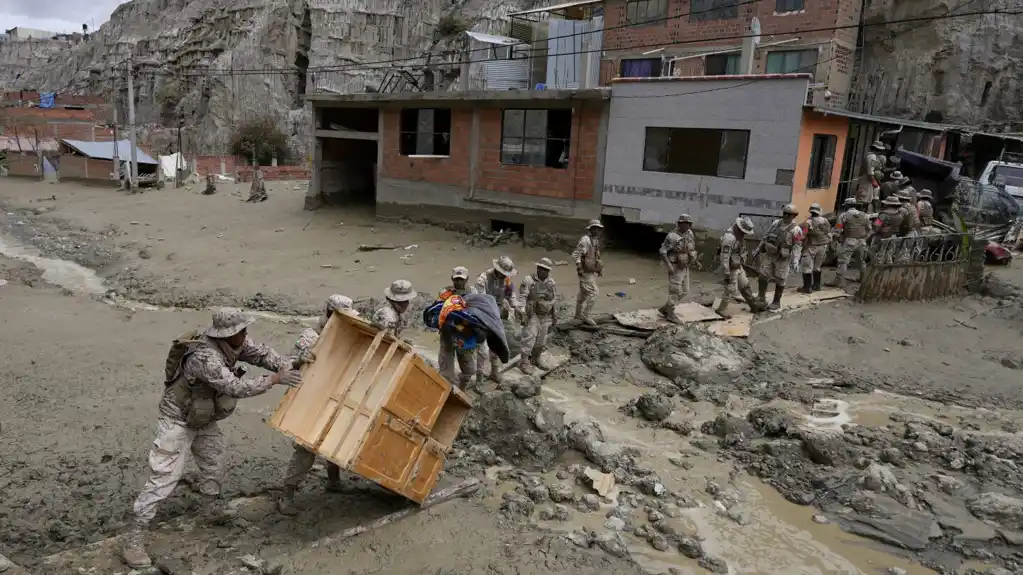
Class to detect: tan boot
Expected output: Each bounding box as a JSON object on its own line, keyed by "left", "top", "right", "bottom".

{"left": 531, "top": 349, "right": 549, "bottom": 371}
{"left": 519, "top": 358, "right": 536, "bottom": 375}
{"left": 121, "top": 522, "right": 152, "bottom": 568}
{"left": 714, "top": 299, "right": 731, "bottom": 319}
{"left": 489, "top": 359, "right": 504, "bottom": 384}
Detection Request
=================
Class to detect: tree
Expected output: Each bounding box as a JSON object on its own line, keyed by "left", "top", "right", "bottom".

{"left": 229, "top": 116, "right": 290, "bottom": 166}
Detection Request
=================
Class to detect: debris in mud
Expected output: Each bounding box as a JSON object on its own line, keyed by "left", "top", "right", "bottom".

{"left": 677, "top": 535, "right": 704, "bottom": 559}
{"left": 641, "top": 326, "right": 744, "bottom": 384}
{"left": 621, "top": 392, "right": 674, "bottom": 422}
{"left": 501, "top": 492, "right": 535, "bottom": 517}
{"left": 583, "top": 468, "right": 615, "bottom": 498}
{"left": 698, "top": 555, "right": 729, "bottom": 573}
{"left": 464, "top": 228, "right": 521, "bottom": 249}
{"left": 566, "top": 419, "right": 639, "bottom": 472}
{"left": 460, "top": 391, "right": 567, "bottom": 469}
{"left": 967, "top": 492, "right": 1023, "bottom": 530}
{"left": 0, "top": 554, "right": 13, "bottom": 572}
{"left": 594, "top": 531, "right": 629, "bottom": 558}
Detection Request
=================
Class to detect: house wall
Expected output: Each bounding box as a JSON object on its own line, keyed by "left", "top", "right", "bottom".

{"left": 791, "top": 110, "right": 849, "bottom": 217}
{"left": 6, "top": 153, "right": 40, "bottom": 177}
{"left": 55, "top": 155, "right": 117, "bottom": 183}
{"left": 602, "top": 77, "right": 807, "bottom": 231}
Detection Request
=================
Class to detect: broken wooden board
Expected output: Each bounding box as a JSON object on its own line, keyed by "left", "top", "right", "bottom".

{"left": 707, "top": 313, "right": 754, "bottom": 338}
{"left": 713, "top": 286, "right": 849, "bottom": 314}
{"left": 499, "top": 346, "right": 571, "bottom": 388}
{"left": 613, "top": 302, "right": 722, "bottom": 331}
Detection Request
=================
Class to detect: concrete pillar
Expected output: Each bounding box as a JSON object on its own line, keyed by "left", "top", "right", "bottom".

{"left": 305, "top": 136, "right": 323, "bottom": 210}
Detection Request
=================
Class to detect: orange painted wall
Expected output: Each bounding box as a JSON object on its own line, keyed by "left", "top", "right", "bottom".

{"left": 791, "top": 110, "right": 849, "bottom": 216}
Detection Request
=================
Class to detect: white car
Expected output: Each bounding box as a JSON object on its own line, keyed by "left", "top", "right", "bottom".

{"left": 980, "top": 161, "right": 1023, "bottom": 202}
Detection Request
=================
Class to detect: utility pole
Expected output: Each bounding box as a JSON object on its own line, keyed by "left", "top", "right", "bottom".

{"left": 126, "top": 59, "right": 139, "bottom": 186}
{"left": 176, "top": 114, "right": 183, "bottom": 188}
{"left": 112, "top": 105, "right": 120, "bottom": 183}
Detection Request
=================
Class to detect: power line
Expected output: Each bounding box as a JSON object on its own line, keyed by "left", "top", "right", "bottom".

{"left": 131, "top": 7, "right": 1021, "bottom": 79}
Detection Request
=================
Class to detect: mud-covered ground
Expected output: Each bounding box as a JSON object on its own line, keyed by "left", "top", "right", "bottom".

{"left": 2, "top": 179, "right": 1023, "bottom": 575}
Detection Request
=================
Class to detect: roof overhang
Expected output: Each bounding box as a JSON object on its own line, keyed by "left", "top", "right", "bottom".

{"left": 307, "top": 89, "right": 610, "bottom": 108}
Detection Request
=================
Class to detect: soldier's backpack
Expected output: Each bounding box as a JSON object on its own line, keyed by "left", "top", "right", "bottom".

{"left": 164, "top": 328, "right": 204, "bottom": 385}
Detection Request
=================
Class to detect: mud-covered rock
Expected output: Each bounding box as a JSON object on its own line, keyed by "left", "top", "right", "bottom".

{"left": 648, "top": 532, "right": 671, "bottom": 551}
{"left": 461, "top": 391, "right": 567, "bottom": 468}
{"left": 747, "top": 406, "right": 795, "bottom": 437}
{"left": 566, "top": 419, "right": 639, "bottom": 471}
{"left": 661, "top": 416, "right": 695, "bottom": 436}
{"left": 579, "top": 494, "right": 601, "bottom": 512}
{"left": 799, "top": 429, "right": 863, "bottom": 467}
{"left": 641, "top": 326, "right": 744, "bottom": 383}
{"left": 634, "top": 392, "right": 674, "bottom": 422}
{"left": 702, "top": 414, "right": 754, "bottom": 439}
{"left": 501, "top": 492, "right": 535, "bottom": 518}
{"left": 967, "top": 492, "right": 1023, "bottom": 530}
{"left": 595, "top": 531, "right": 629, "bottom": 558}
{"left": 548, "top": 483, "right": 575, "bottom": 503}
{"left": 677, "top": 536, "right": 704, "bottom": 558}
{"left": 698, "top": 555, "right": 729, "bottom": 573}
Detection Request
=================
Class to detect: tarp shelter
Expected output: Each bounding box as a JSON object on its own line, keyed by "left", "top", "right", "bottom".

{"left": 158, "top": 152, "right": 184, "bottom": 180}
{"left": 59, "top": 139, "right": 158, "bottom": 165}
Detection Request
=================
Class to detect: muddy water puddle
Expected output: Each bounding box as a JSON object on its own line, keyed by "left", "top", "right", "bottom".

{"left": 538, "top": 377, "right": 938, "bottom": 574}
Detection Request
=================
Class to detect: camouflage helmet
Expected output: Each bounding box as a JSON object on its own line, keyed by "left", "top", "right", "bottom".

{"left": 870, "top": 140, "right": 886, "bottom": 152}
{"left": 809, "top": 203, "right": 822, "bottom": 215}
{"left": 587, "top": 219, "right": 604, "bottom": 230}
{"left": 205, "top": 307, "right": 255, "bottom": 338}
{"left": 384, "top": 279, "right": 417, "bottom": 302}
{"left": 325, "top": 294, "right": 354, "bottom": 314}
{"left": 882, "top": 196, "right": 902, "bottom": 206}
{"left": 782, "top": 204, "right": 799, "bottom": 215}
{"left": 451, "top": 266, "right": 469, "bottom": 280}
{"left": 492, "top": 255, "right": 517, "bottom": 277}
{"left": 734, "top": 217, "right": 755, "bottom": 235}
{"left": 896, "top": 189, "right": 912, "bottom": 201}
{"left": 843, "top": 197, "right": 859, "bottom": 207}
{"left": 677, "top": 213, "right": 693, "bottom": 224}
{"left": 536, "top": 257, "right": 554, "bottom": 270}
{"left": 918, "top": 189, "right": 933, "bottom": 200}
{"left": 889, "top": 171, "right": 904, "bottom": 181}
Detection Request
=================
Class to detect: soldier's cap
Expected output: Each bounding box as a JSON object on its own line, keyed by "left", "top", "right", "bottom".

{"left": 384, "top": 279, "right": 417, "bottom": 302}
{"left": 205, "top": 307, "right": 255, "bottom": 338}
{"left": 536, "top": 257, "right": 554, "bottom": 270}
{"left": 883, "top": 196, "right": 902, "bottom": 206}
{"left": 782, "top": 203, "right": 799, "bottom": 215}
{"left": 587, "top": 219, "right": 604, "bottom": 229}
{"left": 918, "top": 189, "right": 933, "bottom": 199}
{"left": 325, "top": 294, "right": 354, "bottom": 314}
{"left": 809, "top": 202, "right": 822, "bottom": 214}
{"left": 735, "top": 217, "right": 755, "bottom": 235}
{"left": 451, "top": 266, "right": 469, "bottom": 280}
{"left": 492, "top": 255, "right": 517, "bottom": 277}
{"left": 896, "top": 190, "right": 912, "bottom": 200}
{"left": 843, "top": 197, "right": 859, "bottom": 206}
{"left": 677, "top": 214, "right": 693, "bottom": 223}
{"left": 889, "top": 171, "right": 904, "bottom": 180}
{"left": 870, "top": 140, "right": 886, "bottom": 151}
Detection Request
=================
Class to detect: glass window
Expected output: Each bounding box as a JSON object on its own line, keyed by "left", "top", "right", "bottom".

{"left": 766, "top": 49, "right": 819, "bottom": 77}
{"left": 642, "top": 127, "right": 749, "bottom": 179}
{"left": 691, "top": 0, "right": 739, "bottom": 22}
{"left": 399, "top": 108, "right": 452, "bottom": 156}
{"left": 776, "top": 0, "right": 805, "bottom": 12}
{"left": 501, "top": 109, "right": 572, "bottom": 169}
{"left": 705, "top": 54, "right": 740, "bottom": 75}
{"left": 807, "top": 134, "right": 838, "bottom": 188}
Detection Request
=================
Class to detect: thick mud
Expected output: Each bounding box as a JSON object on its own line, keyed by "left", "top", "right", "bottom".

{"left": 3, "top": 178, "right": 1023, "bottom": 574}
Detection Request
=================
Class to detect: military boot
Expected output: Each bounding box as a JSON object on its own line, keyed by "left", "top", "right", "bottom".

{"left": 659, "top": 303, "right": 682, "bottom": 324}
{"left": 121, "top": 521, "right": 152, "bottom": 568}
{"left": 812, "top": 271, "right": 823, "bottom": 291}
{"left": 489, "top": 358, "right": 504, "bottom": 384}
{"left": 756, "top": 278, "right": 770, "bottom": 309}
{"left": 277, "top": 487, "right": 299, "bottom": 516}
{"left": 714, "top": 298, "right": 732, "bottom": 319}
{"left": 740, "top": 287, "right": 763, "bottom": 313}
{"left": 767, "top": 285, "right": 785, "bottom": 311}
{"left": 325, "top": 464, "right": 343, "bottom": 493}
{"left": 531, "top": 348, "right": 549, "bottom": 371}
{"left": 519, "top": 357, "right": 536, "bottom": 375}
{"left": 797, "top": 273, "right": 812, "bottom": 294}
{"left": 200, "top": 494, "right": 233, "bottom": 526}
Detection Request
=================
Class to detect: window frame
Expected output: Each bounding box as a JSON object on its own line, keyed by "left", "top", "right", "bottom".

{"left": 625, "top": 0, "right": 669, "bottom": 24}
{"left": 620, "top": 57, "right": 664, "bottom": 78}
{"left": 398, "top": 108, "right": 452, "bottom": 157}
{"left": 765, "top": 49, "right": 819, "bottom": 77}
{"left": 775, "top": 0, "right": 805, "bottom": 12}
{"left": 704, "top": 53, "right": 740, "bottom": 75}
{"left": 690, "top": 0, "right": 739, "bottom": 22}
{"left": 499, "top": 108, "right": 573, "bottom": 169}
{"left": 807, "top": 133, "right": 838, "bottom": 189}
{"left": 642, "top": 126, "right": 750, "bottom": 179}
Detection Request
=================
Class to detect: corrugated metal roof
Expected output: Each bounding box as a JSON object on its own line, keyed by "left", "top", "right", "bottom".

{"left": 508, "top": 0, "right": 601, "bottom": 16}
{"left": 465, "top": 31, "right": 521, "bottom": 45}
{"left": 810, "top": 107, "right": 953, "bottom": 133}
{"left": 61, "top": 139, "right": 157, "bottom": 164}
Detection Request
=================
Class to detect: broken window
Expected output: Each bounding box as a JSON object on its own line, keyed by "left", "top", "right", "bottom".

{"left": 766, "top": 49, "right": 818, "bottom": 77}
{"left": 626, "top": 0, "right": 668, "bottom": 24}
{"left": 399, "top": 108, "right": 452, "bottom": 156}
{"left": 776, "top": 0, "right": 804, "bottom": 12}
{"left": 705, "top": 54, "right": 739, "bottom": 75}
{"left": 643, "top": 127, "right": 750, "bottom": 179}
{"left": 690, "top": 0, "right": 739, "bottom": 22}
{"left": 807, "top": 134, "right": 837, "bottom": 189}
{"left": 500, "top": 109, "right": 572, "bottom": 169}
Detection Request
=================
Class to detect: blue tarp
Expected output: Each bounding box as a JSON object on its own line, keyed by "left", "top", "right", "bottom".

{"left": 39, "top": 92, "right": 55, "bottom": 108}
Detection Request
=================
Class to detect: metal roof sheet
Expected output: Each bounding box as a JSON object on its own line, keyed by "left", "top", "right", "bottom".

{"left": 508, "top": 0, "right": 601, "bottom": 16}
{"left": 465, "top": 31, "right": 521, "bottom": 45}
{"left": 60, "top": 139, "right": 157, "bottom": 164}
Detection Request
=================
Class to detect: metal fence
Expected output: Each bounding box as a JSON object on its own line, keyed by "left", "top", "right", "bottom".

{"left": 857, "top": 232, "right": 974, "bottom": 302}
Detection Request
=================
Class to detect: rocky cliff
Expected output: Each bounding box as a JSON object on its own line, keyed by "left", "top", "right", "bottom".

{"left": 850, "top": 0, "right": 1023, "bottom": 130}
{"left": 0, "top": 0, "right": 535, "bottom": 157}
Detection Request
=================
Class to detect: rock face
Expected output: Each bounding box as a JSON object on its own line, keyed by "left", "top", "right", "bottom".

{"left": 641, "top": 326, "right": 744, "bottom": 384}
{"left": 850, "top": 0, "right": 1023, "bottom": 129}
{"left": 0, "top": 0, "right": 530, "bottom": 155}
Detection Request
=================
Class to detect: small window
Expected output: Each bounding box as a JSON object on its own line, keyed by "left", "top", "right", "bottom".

{"left": 766, "top": 49, "right": 819, "bottom": 77}
{"left": 399, "top": 108, "right": 452, "bottom": 156}
{"left": 501, "top": 109, "right": 572, "bottom": 169}
{"left": 643, "top": 127, "right": 750, "bottom": 179}
{"left": 776, "top": 0, "right": 805, "bottom": 12}
{"left": 690, "top": 0, "right": 739, "bottom": 22}
{"left": 807, "top": 134, "right": 837, "bottom": 189}
{"left": 620, "top": 58, "right": 662, "bottom": 78}
{"left": 626, "top": 0, "right": 668, "bottom": 24}
{"left": 705, "top": 54, "right": 740, "bottom": 75}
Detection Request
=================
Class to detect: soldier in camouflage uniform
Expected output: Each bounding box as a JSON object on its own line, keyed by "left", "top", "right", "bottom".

{"left": 572, "top": 220, "right": 604, "bottom": 326}
{"left": 437, "top": 267, "right": 476, "bottom": 389}
{"left": 880, "top": 170, "right": 904, "bottom": 202}
{"left": 123, "top": 308, "right": 299, "bottom": 568}
{"left": 833, "top": 197, "right": 871, "bottom": 289}
{"left": 756, "top": 204, "right": 803, "bottom": 311}
{"left": 658, "top": 214, "right": 700, "bottom": 323}
{"left": 518, "top": 257, "right": 558, "bottom": 374}
{"left": 856, "top": 141, "right": 886, "bottom": 205}
{"left": 277, "top": 295, "right": 358, "bottom": 516}
{"left": 372, "top": 280, "right": 417, "bottom": 337}
{"left": 799, "top": 203, "right": 831, "bottom": 293}
{"left": 714, "top": 217, "right": 761, "bottom": 318}
{"left": 917, "top": 189, "right": 938, "bottom": 235}
{"left": 896, "top": 189, "right": 921, "bottom": 263}
{"left": 471, "top": 256, "right": 518, "bottom": 384}
{"left": 872, "top": 195, "right": 904, "bottom": 264}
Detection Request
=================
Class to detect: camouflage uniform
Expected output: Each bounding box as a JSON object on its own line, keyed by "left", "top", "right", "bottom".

{"left": 896, "top": 193, "right": 921, "bottom": 263}
{"left": 471, "top": 259, "right": 518, "bottom": 383}
{"left": 126, "top": 309, "right": 289, "bottom": 569}
{"left": 572, "top": 222, "right": 603, "bottom": 325}
{"left": 799, "top": 206, "right": 831, "bottom": 292}
{"left": 757, "top": 205, "right": 803, "bottom": 311}
{"left": 872, "top": 197, "right": 904, "bottom": 264}
{"left": 917, "top": 191, "right": 938, "bottom": 236}
{"left": 856, "top": 148, "right": 885, "bottom": 204}
{"left": 714, "top": 217, "right": 760, "bottom": 318}
{"left": 437, "top": 268, "right": 476, "bottom": 388}
{"left": 519, "top": 258, "right": 557, "bottom": 373}
{"left": 372, "top": 303, "right": 407, "bottom": 336}
{"left": 658, "top": 218, "right": 698, "bottom": 318}
{"left": 834, "top": 202, "right": 871, "bottom": 287}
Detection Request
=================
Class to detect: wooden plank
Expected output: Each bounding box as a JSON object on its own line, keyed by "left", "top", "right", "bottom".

{"left": 707, "top": 312, "right": 753, "bottom": 338}
{"left": 351, "top": 413, "right": 425, "bottom": 494}
{"left": 613, "top": 302, "right": 721, "bottom": 331}
{"left": 500, "top": 346, "right": 572, "bottom": 388}
{"left": 313, "top": 329, "right": 386, "bottom": 449}
{"left": 332, "top": 352, "right": 415, "bottom": 465}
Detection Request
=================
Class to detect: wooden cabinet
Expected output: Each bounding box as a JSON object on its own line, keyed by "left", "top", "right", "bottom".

{"left": 268, "top": 312, "right": 472, "bottom": 503}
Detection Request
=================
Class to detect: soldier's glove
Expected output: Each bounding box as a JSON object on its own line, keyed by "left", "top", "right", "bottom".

{"left": 292, "top": 349, "right": 316, "bottom": 369}
{"left": 278, "top": 370, "right": 303, "bottom": 388}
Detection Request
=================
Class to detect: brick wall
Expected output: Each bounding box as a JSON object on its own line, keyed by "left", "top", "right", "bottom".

{"left": 381, "top": 109, "right": 472, "bottom": 187}
{"left": 57, "top": 155, "right": 87, "bottom": 178}
{"left": 195, "top": 155, "right": 243, "bottom": 176}
{"left": 237, "top": 165, "right": 311, "bottom": 181}
{"left": 6, "top": 153, "right": 40, "bottom": 177}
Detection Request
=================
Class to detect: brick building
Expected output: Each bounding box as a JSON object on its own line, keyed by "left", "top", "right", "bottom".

{"left": 599, "top": 0, "right": 863, "bottom": 106}
{"left": 305, "top": 90, "right": 609, "bottom": 236}
{"left": 1, "top": 92, "right": 114, "bottom": 142}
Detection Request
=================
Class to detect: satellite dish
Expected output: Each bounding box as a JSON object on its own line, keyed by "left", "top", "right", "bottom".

{"left": 750, "top": 17, "right": 761, "bottom": 46}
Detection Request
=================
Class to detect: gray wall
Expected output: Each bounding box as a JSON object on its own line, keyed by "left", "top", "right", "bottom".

{"left": 603, "top": 78, "right": 808, "bottom": 231}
